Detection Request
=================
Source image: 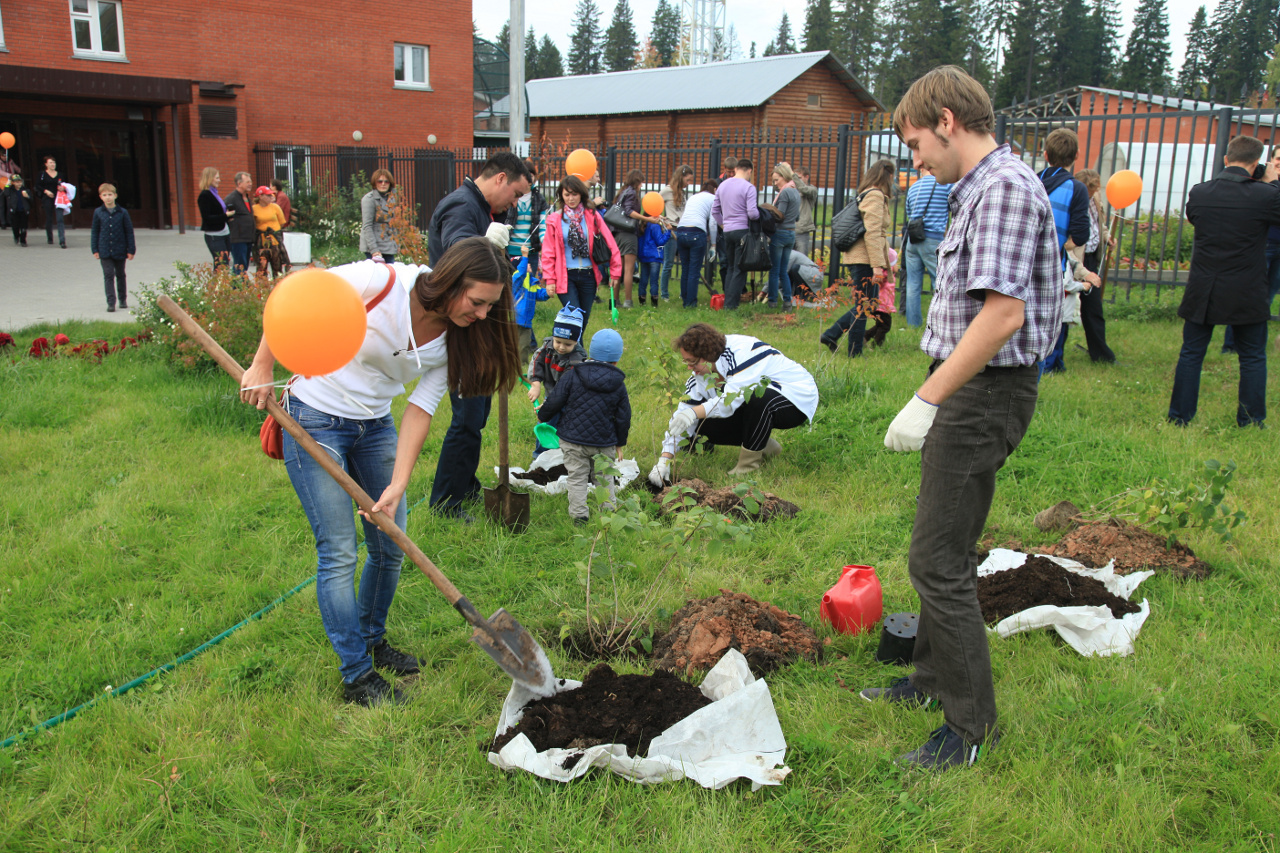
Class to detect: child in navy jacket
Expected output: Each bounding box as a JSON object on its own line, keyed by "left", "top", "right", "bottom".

{"left": 90, "top": 183, "right": 136, "bottom": 313}
{"left": 637, "top": 222, "right": 671, "bottom": 304}
{"left": 538, "top": 328, "right": 630, "bottom": 523}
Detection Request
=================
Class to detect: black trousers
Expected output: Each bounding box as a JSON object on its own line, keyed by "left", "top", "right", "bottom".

{"left": 101, "top": 257, "right": 127, "bottom": 307}
{"left": 823, "top": 264, "right": 874, "bottom": 356}
{"left": 9, "top": 211, "right": 28, "bottom": 244}
{"left": 1078, "top": 287, "right": 1115, "bottom": 362}
{"left": 697, "top": 387, "right": 807, "bottom": 451}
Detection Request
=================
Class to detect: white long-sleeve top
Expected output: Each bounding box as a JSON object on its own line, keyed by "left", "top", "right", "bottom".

{"left": 677, "top": 190, "right": 719, "bottom": 247}
{"left": 289, "top": 261, "right": 450, "bottom": 419}
{"left": 662, "top": 334, "right": 819, "bottom": 454}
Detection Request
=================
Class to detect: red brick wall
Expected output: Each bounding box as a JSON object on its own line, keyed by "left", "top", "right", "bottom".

{"left": 0, "top": 0, "right": 474, "bottom": 225}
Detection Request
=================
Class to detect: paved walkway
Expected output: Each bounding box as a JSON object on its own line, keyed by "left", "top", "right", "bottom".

{"left": 1, "top": 228, "right": 213, "bottom": 331}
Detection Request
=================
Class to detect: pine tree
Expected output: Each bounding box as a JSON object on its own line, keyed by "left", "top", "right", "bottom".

{"left": 749, "top": 40, "right": 756, "bottom": 59}
{"left": 876, "top": 0, "right": 987, "bottom": 104}
{"left": 1208, "top": 0, "right": 1279, "bottom": 103}
{"left": 603, "top": 0, "right": 639, "bottom": 72}
{"left": 536, "top": 35, "right": 565, "bottom": 77}
{"left": 649, "top": 0, "right": 681, "bottom": 66}
{"left": 1117, "top": 0, "right": 1171, "bottom": 93}
{"left": 1044, "top": 0, "right": 1092, "bottom": 90}
{"left": 804, "top": 0, "right": 837, "bottom": 52}
{"left": 1177, "top": 6, "right": 1212, "bottom": 95}
{"left": 835, "top": 0, "right": 882, "bottom": 80}
{"left": 1083, "top": 0, "right": 1122, "bottom": 86}
{"left": 524, "top": 27, "right": 541, "bottom": 81}
{"left": 496, "top": 20, "right": 510, "bottom": 50}
{"left": 568, "top": 0, "right": 604, "bottom": 75}
{"left": 769, "top": 12, "right": 798, "bottom": 55}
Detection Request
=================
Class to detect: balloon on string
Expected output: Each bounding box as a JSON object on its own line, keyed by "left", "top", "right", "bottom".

{"left": 565, "top": 149, "right": 597, "bottom": 181}
{"left": 1106, "top": 170, "right": 1143, "bottom": 209}
{"left": 0, "top": 132, "right": 14, "bottom": 150}
{"left": 262, "top": 269, "right": 367, "bottom": 377}
{"left": 641, "top": 191, "right": 664, "bottom": 217}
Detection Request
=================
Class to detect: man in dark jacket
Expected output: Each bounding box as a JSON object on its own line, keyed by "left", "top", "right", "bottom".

{"left": 537, "top": 328, "right": 631, "bottom": 524}
{"left": 224, "top": 171, "right": 256, "bottom": 274}
{"left": 1169, "top": 135, "right": 1280, "bottom": 427}
{"left": 425, "top": 153, "right": 532, "bottom": 521}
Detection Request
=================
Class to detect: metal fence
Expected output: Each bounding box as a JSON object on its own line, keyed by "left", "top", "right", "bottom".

{"left": 257, "top": 97, "right": 1279, "bottom": 299}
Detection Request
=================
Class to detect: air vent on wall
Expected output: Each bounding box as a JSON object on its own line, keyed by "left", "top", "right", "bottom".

{"left": 198, "top": 82, "right": 237, "bottom": 99}
{"left": 199, "top": 105, "right": 238, "bottom": 139}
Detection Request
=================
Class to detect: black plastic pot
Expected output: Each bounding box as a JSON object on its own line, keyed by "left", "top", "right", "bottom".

{"left": 875, "top": 612, "right": 918, "bottom": 666}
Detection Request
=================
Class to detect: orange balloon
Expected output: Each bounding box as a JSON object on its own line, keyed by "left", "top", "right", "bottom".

{"left": 642, "top": 191, "right": 664, "bottom": 217}
{"left": 263, "top": 268, "right": 367, "bottom": 377}
{"left": 565, "top": 148, "right": 597, "bottom": 181}
{"left": 0, "top": 132, "right": 13, "bottom": 150}
{"left": 1106, "top": 169, "right": 1143, "bottom": 209}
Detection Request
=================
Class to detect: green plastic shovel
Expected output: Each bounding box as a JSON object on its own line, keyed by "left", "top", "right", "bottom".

{"left": 519, "top": 376, "right": 560, "bottom": 449}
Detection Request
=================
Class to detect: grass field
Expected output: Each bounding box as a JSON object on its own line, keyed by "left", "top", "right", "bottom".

{"left": 1, "top": 297, "right": 1278, "bottom": 852}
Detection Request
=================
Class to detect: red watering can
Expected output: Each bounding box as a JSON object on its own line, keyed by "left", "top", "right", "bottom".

{"left": 819, "top": 565, "right": 883, "bottom": 635}
{"left": 710, "top": 293, "right": 725, "bottom": 311}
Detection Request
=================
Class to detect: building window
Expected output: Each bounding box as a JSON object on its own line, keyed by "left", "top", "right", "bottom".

{"left": 273, "top": 146, "right": 311, "bottom": 187}
{"left": 1, "top": 2, "right": 8, "bottom": 51}
{"left": 394, "top": 44, "right": 430, "bottom": 90}
{"left": 70, "top": 0, "right": 125, "bottom": 59}
{"left": 806, "top": 93, "right": 822, "bottom": 109}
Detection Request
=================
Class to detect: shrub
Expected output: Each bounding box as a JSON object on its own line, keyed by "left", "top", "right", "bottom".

{"left": 135, "top": 262, "right": 275, "bottom": 371}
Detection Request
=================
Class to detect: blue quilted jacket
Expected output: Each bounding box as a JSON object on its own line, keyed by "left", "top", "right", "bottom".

{"left": 538, "top": 361, "right": 631, "bottom": 448}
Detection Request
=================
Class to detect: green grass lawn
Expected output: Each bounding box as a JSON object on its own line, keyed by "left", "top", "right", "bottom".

{"left": 1, "top": 301, "right": 1278, "bottom": 852}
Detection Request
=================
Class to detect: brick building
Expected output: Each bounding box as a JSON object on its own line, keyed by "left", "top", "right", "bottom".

{"left": 0, "top": 0, "right": 473, "bottom": 229}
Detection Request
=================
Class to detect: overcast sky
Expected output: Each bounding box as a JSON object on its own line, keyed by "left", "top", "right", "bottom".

{"left": 472, "top": 0, "right": 1205, "bottom": 83}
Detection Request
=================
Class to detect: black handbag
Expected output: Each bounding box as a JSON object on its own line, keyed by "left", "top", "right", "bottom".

{"left": 905, "top": 181, "right": 938, "bottom": 244}
{"left": 602, "top": 203, "right": 635, "bottom": 233}
{"left": 737, "top": 217, "right": 772, "bottom": 272}
{"left": 590, "top": 212, "right": 613, "bottom": 270}
{"left": 832, "top": 191, "right": 869, "bottom": 252}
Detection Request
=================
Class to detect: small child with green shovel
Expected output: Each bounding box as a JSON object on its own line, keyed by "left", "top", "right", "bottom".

{"left": 527, "top": 305, "right": 587, "bottom": 458}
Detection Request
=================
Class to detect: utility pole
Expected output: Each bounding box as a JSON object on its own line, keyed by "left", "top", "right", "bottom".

{"left": 509, "top": 0, "right": 526, "bottom": 153}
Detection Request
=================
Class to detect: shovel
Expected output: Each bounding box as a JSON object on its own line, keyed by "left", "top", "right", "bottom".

{"left": 483, "top": 390, "right": 531, "bottom": 530}
{"left": 157, "top": 296, "right": 557, "bottom": 698}
{"left": 518, "top": 376, "right": 560, "bottom": 450}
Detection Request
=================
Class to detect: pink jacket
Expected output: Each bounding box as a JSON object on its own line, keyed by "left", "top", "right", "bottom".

{"left": 540, "top": 207, "right": 621, "bottom": 294}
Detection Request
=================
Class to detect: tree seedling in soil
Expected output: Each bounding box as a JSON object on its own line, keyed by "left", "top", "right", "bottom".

{"left": 1090, "top": 459, "right": 1247, "bottom": 549}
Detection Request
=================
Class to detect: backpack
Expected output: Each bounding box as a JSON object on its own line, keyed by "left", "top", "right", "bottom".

{"left": 832, "top": 191, "right": 870, "bottom": 252}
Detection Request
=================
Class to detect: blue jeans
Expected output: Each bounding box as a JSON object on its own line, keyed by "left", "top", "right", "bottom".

{"left": 676, "top": 228, "right": 708, "bottom": 307}
{"left": 1169, "top": 320, "right": 1267, "bottom": 427}
{"left": 429, "top": 393, "right": 492, "bottom": 513}
{"left": 558, "top": 267, "right": 598, "bottom": 332}
{"left": 284, "top": 397, "right": 407, "bottom": 683}
{"left": 659, "top": 239, "right": 677, "bottom": 299}
{"left": 230, "top": 242, "right": 252, "bottom": 275}
{"left": 1040, "top": 324, "right": 1070, "bottom": 375}
{"left": 638, "top": 261, "right": 662, "bottom": 300}
{"left": 767, "top": 229, "right": 796, "bottom": 305}
{"left": 904, "top": 236, "right": 940, "bottom": 328}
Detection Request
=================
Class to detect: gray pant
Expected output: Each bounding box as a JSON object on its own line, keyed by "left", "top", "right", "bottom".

{"left": 560, "top": 440, "right": 616, "bottom": 519}
{"left": 794, "top": 232, "right": 813, "bottom": 257}
{"left": 907, "top": 363, "right": 1038, "bottom": 745}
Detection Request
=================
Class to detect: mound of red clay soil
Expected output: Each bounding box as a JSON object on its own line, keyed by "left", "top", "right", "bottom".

{"left": 489, "top": 663, "right": 711, "bottom": 759}
{"left": 652, "top": 478, "right": 800, "bottom": 522}
{"left": 976, "top": 555, "right": 1142, "bottom": 624}
{"left": 1044, "top": 518, "right": 1211, "bottom": 579}
{"left": 511, "top": 464, "right": 568, "bottom": 486}
{"left": 652, "top": 589, "right": 820, "bottom": 675}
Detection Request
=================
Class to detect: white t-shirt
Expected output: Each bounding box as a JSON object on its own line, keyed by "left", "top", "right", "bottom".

{"left": 290, "top": 261, "right": 450, "bottom": 419}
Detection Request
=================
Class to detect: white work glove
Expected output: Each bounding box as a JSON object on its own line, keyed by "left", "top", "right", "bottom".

{"left": 648, "top": 457, "right": 672, "bottom": 488}
{"left": 667, "top": 406, "right": 698, "bottom": 438}
{"left": 485, "top": 222, "right": 512, "bottom": 250}
{"left": 884, "top": 394, "right": 939, "bottom": 452}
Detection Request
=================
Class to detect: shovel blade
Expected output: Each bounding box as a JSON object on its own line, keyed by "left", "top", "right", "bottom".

{"left": 483, "top": 485, "right": 531, "bottom": 530}
{"left": 471, "top": 608, "right": 556, "bottom": 697}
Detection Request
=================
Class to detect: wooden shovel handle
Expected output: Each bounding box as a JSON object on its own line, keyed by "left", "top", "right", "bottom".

{"left": 157, "top": 296, "right": 487, "bottom": 625}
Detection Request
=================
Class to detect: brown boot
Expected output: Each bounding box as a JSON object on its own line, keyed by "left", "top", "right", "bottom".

{"left": 728, "top": 447, "right": 766, "bottom": 476}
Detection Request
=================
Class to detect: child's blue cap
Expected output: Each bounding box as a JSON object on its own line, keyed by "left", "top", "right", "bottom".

{"left": 589, "top": 329, "right": 623, "bottom": 362}
{"left": 552, "top": 305, "right": 584, "bottom": 342}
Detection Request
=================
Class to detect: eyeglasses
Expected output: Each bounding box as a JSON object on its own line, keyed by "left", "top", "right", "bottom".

{"left": 681, "top": 356, "right": 701, "bottom": 368}
{"left": 376, "top": 179, "right": 390, "bottom": 185}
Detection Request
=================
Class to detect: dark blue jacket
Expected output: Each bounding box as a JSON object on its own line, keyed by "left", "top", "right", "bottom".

{"left": 428, "top": 178, "right": 493, "bottom": 264}
{"left": 638, "top": 222, "right": 670, "bottom": 263}
{"left": 538, "top": 360, "right": 631, "bottom": 448}
{"left": 1038, "top": 167, "right": 1090, "bottom": 268}
{"left": 90, "top": 205, "right": 136, "bottom": 259}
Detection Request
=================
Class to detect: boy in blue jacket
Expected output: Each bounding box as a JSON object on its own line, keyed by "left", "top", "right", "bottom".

{"left": 512, "top": 253, "right": 549, "bottom": 366}
{"left": 90, "top": 183, "right": 136, "bottom": 313}
{"left": 538, "top": 328, "right": 630, "bottom": 524}
{"left": 637, "top": 222, "right": 671, "bottom": 305}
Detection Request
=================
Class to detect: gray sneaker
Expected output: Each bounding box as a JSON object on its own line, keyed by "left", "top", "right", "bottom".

{"left": 896, "top": 724, "right": 998, "bottom": 770}
{"left": 859, "top": 675, "right": 937, "bottom": 709}
{"left": 622, "top": 299, "right": 634, "bottom": 309}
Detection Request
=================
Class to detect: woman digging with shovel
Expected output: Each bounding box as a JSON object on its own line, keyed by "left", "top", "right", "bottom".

{"left": 239, "top": 237, "right": 521, "bottom": 706}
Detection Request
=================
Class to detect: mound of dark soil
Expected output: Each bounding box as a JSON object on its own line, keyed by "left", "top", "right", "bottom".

{"left": 489, "top": 663, "right": 711, "bottom": 758}
{"left": 652, "top": 478, "right": 800, "bottom": 521}
{"left": 653, "top": 589, "right": 819, "bottom": 675}
{"left": 1044, "top": 518, "right": 1210, "bottom": 579}
{"left": 511, "top": 464, "right": 568, "bottom": 486}
{"left": 976, "top": 555, "right": 1142, "bottom": 624}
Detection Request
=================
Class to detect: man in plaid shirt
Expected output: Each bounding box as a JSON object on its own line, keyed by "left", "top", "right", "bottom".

{"left": 860, "top": 66, "right": 1063, "bottom": 770}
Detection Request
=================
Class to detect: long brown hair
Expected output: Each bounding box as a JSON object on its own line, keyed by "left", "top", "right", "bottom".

{"left": 413, "top": 237, "right": 521, "bottom": 395}
{"left": 858, "top": 159, "right": 897, "bottom": 197}
{"left": 668, "top": 164, "right": 693, "bottom": 210}
{"left": 556, "top": 174, "right": 594, "bottom": 210}
{"left": 624, "top": 169, "right": 644, "bottom": 192}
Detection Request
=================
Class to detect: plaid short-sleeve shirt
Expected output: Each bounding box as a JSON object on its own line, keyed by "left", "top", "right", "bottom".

{"left": 921, "top": 144, "right": 1064, "bottom": 367}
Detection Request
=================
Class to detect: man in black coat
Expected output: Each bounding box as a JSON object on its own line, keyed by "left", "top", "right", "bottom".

{"left": 224, "top": 171, "right": 256, "bottom": 274}
{"left": 425, "top": 153, "right": 532, "bottom": 521}
{"left": 1169, "top": 135, "right": 1280, "bottom": 427}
